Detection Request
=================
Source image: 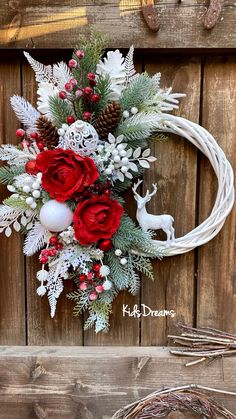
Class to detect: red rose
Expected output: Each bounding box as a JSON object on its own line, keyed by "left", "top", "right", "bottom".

{"left": 36, "top": 148, "right": 99, "bottom": 202}
{"left": 73, "top": 195, "right": 124, "bottom": 245}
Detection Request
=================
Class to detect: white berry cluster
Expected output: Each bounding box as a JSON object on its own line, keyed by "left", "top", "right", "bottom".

{"left": 122, "top": 106, "right": 138, "bottom": 119}
{"left": 115, "top": 248, "right": 127, "bottom": 265}
{"left": 7, "top": 173, "right": 42, "bottom": 210}
{"left": 96, "top": 133, "right": 157, "bottom": 182}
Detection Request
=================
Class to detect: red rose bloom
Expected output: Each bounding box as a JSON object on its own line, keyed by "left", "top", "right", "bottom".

{"left": 73, "top": 195, "right": 124, "bottom": 245}
{"left": 36, "top": 148, "right": 99, "bottom": 202}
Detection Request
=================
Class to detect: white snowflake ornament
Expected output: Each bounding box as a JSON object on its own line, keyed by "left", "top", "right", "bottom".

{"left": 58, "top": 120, "right": 99, "bottom": 156}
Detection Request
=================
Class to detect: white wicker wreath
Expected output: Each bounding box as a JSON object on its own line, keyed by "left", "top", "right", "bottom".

{"left": 144, "top": 113, "right": 235, "bottom": 256}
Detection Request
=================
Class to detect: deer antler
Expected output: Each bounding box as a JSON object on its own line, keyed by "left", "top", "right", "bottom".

{"left": 132, "top": 179, "right": 143, "bottom": 197}
{"left": 148, "top": 183, "right": 157, "bottom": 197}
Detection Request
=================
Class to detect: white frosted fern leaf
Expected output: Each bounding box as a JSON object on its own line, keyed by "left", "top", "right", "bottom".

{"left": 24, "top": 52, "right": 53, "bottom": 84}
{"left": 23, "top": 222, "right": 48, "bottom": 256}
{"left": 10, "top": 95, "right": 40, "bottom": 133}
{"left": 0, "top": 144, "right": 34, "bottom": 165}
{"left": 0, "top": 204, "right": 24, "bottom": 234}
{"left": 53, "top": 61, "right": 73, "bottom": 90}
{"left": 124, "top": 45, "right": 136, "bottom": 84}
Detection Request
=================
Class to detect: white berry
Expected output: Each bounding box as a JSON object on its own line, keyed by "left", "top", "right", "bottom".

{"left": 32, "top": 190, "right": 40, "bottom": 199}
{"left": 103, "top": 279, "right": 112, "bottom": 290}
{"left": 32, "top": 182, "right": 40, "bottom": 190}
{"left": 112, "top": 149, "right": 119, "bottom": 156}
{"left": 100, "top": 265, "right": 110, "bottom": 277}
{"left": 37, "top": 269, "right": 49, "bottom": 281}
{"left": 30, "top": 202, "right": 37, "bottom": 209}
{"left": 121, "top": 157, "right": 129, "bottom": 165}
{"left": 26, "top": 197, "right": 34, "bottom": 205}
{"left": 105, "top": 168, "right": 112, "bottom": 175}
{"left": 120, "top": 149, "right": 127, "bottom": 157}
{"left": 120, "top": 257, "right": 127, "bottom": 265}
{"left": 113, "top": 155, "right": 121, "bottom": 163}
{"left": 121, "top": 166, "right": 128, "bottom": 173}
{"left": 25, "top": 176, "right": 32, "bottom": 184}
{"left": 62, "top": 123, "right": 69, "bottom": 131}
{"left": 109, "top": 164, "right": 115, "bottom": 171}
{"left": 7, "top": 185, "right": 16, "bottom": 192}
{"left": 115, "top": 249, "right": 122, "bottom": 256}
{"left": 123, "top": 110, "right": 129, "bottom": 118}
{"left": 58, "top": 128, "right": 65, "bottom": 136}
{"left": 23, "top": 185, "right": 31, "bottom": 193}
{"left": 131, "top": 106, "right": 138, "bottom": 115}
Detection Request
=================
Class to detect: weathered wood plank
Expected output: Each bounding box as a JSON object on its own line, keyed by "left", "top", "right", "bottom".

{"left": 141, "top": 57, "right": 201, "bottom": 345}
{"left": 0, "top": 346, "right": 235, "bottom": 418}
{"left": 197, "top": 57, "right": 236, "bottom": 332}
{"left": 1, "top": 1, "right": 236, "bottom": 49}
{"left": 0, "top": 57, "right": 26, "bottom": 345}
{"left": 21, "top": 53, "right": 83, "bottom": 345}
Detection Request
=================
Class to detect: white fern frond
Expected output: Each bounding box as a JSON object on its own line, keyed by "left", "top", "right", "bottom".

{"left": 14, "top": 173, "right": 36, "bottom": 188}
{"left": 10, "top": 95, "right": 40, "bottom": 133}
{"left": 124, "top": 45, "right": 136, "bottom": 84}
{"left": 23, "top": 222, "right": 48, "bottom": 256}
{"left": 124, "top": 112, "right": 162, "bottom": 129}
{"left": 53, "top": 61, "right": 73, "bottom": 90}
{"left": 24, "top": 52, "right": 53, "bottom": 84}
{"left": 144, "top": 88, "right": 186, "bottom": 112}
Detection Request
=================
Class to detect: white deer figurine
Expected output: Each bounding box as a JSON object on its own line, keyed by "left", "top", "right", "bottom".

{"left": 132, "top": 179, "right": 175, "bottom": 243}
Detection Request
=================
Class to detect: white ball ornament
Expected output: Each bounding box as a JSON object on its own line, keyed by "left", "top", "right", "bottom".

{"left": 37, "top": 269, "right": 49, "bottom": 282}
{"left": 39, "top": 200, "right": 73, "bottom": 232}
{"left": 59, "top": 120, "right": 99, "bottom": 156}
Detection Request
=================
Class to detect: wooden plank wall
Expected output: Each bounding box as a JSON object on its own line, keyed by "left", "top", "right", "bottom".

{"left": 0, "top": 52, "right": 235, "bottom": 346}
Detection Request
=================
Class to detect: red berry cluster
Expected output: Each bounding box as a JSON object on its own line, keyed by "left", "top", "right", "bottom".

{"left": 75, "top": 181, "right": 111, "bottom": 202}
{"left": 16, "top": 129, "right": 45, "bottom": 151}
{"left": 39, "top": 236, "right": 63, "bottom": 265}
{"left": 78, "top": 263, "right": 104, "bottom": 301}
{"left": 58, "top": 50, "right": 101, "bottom": 124}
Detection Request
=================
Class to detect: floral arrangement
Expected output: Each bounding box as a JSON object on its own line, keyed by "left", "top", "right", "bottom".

{"left": 0, "top": 32, "right": 184, "bottom": 332}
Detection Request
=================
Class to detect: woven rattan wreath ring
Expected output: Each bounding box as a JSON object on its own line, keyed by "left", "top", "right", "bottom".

{"left": 133, "top": 113, "right": 235, "bottom": 257}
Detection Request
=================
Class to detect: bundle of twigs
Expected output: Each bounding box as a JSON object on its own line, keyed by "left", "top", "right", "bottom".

{"left": 168, "top": 323, "right": 236, "bottom": 367}
{"left": 112, "top": 384, "right": 236, "bottom": 418}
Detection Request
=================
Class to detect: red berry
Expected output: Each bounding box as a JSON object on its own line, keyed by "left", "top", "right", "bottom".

{"left": 37, "top": 141, "right": 45, "bottom": 151}
{"left": 41, "top": 249, "right": 48, "bottom": 255}
{"left": 95, "top": 285, "right": 104, "bottom": 294}
{"left": 67, "top": 115, "right": 75, "bottom": 124}
{"left": 21, "top": 140, "right": 30, "bottom": 148}
{"left": 40, "top": 256, "right": 48, "bottom": 264}
{"left": 65, "top": 82, "right": 73, "bottom": 92}
{"left": 83, "top": 111, "right": 91, "bottom": 121}
{"left": 92, "top": 263, "right": 101, "bottom": 273}
{"left": 91, "top": 94, "right": 100, "bottom": 103}
{"left": 98, "top": 239, "right": 113, "bottom": 252}
{"left": 68, "top": 59, "right": 77, "bottom": 68}
{"left": 75, "top": 88, "right": 83, "bottom": 98}
{"left": 89, "top": 292, "right": 98, "bottom": 301}
{"left": 75, "top": 50, "right": 84, "bottom": 59}
{"left": 79, "top": 273, "right": 87, "bottom": 282}
{"left": 25, "top": 160, "right": 39, "bottom": 175}
{"left": 55, "top": 243, "right": 63, "bottom": 251}
{"left": 87, "top": 72, "right": 96, "bottom": 81}
{"left": 49, "top": 236, "right": 58, "bottom": 246}
{"left": 103, "top": 188, "right": 110, "bottom": 196}
{"left": 30, "top": 132, "right": 38, "bottom": 140}
{"left": 80, "top": 282, "right": 87, "bottom": 291}
{"left": 48, "top": 248, "right": 56, "bottom": 257}
{"left": 83, "top": 86, "right": 93, "bottom": 96}
{"left": 59, "top": 91, "right": 67, "bottom": 99}
{"left": 70, "top": 78, "right": 77, "bottom": 87}
{"left": 87, "top": 272, "right": 94, "bottom": 280}
{"left": 16, "top": 128, "right": 25, "bottom": 138}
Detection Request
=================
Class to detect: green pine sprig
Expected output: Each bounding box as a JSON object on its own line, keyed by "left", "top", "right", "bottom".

{"left": 0, "top": 165, "right": 25, "bottom": 184}
{"left": 48, "top": 96, "right": 74, "bottom": 127}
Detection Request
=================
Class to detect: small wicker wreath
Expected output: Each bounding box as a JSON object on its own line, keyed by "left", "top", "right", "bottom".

{"left": 112, "top": 385, "right": 236, "bottom": 419}
{"left": 136, "top": 113, "right": 235, "bottom": 257}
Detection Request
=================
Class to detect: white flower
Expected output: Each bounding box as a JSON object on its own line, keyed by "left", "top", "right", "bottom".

{"left": 96, "top": 50, "right": 126, "bottom": 100}
{"left": 37, "top": 81, "right": 59, "bottom": 117}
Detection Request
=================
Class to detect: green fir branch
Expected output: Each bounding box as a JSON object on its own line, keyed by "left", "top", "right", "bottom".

{"left": 84, "top": 300, "right": 112, "bottom": 333}
{"left": 93, "top": 75, "right": 111, "bottom": 116}
{"left": 127, "top": 254, "right": 140, "bottom": 295}
{"left": 0, "top": 165, "right": 25, "bottom": 184}
{"left": 120, "top": 73, "right": 153, "bottom": 112}
{"left": 48, "top": 96, "right": 74, "bottom": 127}
{"left": 3, "top": 196, "right": 29, "bottom": 210}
